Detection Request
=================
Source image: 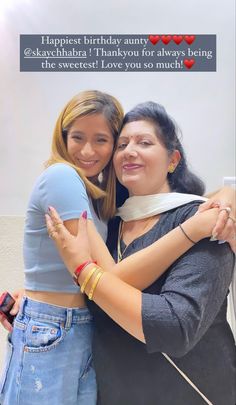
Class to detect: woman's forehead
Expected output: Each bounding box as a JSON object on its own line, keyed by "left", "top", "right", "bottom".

{"left": 119, "top": 120, "right": 157, "bottom": 137}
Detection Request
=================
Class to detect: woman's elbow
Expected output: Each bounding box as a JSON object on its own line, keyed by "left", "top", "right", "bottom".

{"left": 145, "top": 325, "right": 197, "bottom": 358}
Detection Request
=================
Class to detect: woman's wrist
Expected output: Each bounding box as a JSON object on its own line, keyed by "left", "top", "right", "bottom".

{"left": 77, "top": 262, "right": 105, "bottom": 300}
{"left": 67, "top": 256, "right": 93, "bottom": 277}
{"left": 181, "top": 216, "right": 203, "bottom": 242}
{"left": 77, "top": 261, "right": 95, "bottom": 284}
{"left": 73, "top": 260, "right": 96, "bottom": 285}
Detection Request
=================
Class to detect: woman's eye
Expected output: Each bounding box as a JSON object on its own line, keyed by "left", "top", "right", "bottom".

{"left": 117, "top": 143, "right": 127, "bottom": 150}
{"left": 140, "top": 141, "right": 151, "bottom": 146}
{"left": 72, "top": 136, "right": 83, "bottom": 141}
{"left": 97, "top": 138, "right": 107, "bottom": 143}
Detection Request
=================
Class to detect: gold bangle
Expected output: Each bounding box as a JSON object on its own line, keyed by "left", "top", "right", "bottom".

{"left": 80, "top": 267, "right": 98, "bottom": 293}
{"left": 88, "top": 271, "right": 104, "bottom": 301}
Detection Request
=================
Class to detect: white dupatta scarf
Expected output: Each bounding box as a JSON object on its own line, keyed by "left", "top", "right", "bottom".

{"left": 116, "top": 192, "right": 206, "bottom": 221}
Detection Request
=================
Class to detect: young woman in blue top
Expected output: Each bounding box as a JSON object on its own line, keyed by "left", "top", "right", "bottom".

{"left": 0, "top": 92, "right": 235, "bottom": 405}
{"left": 0, "top": 90, "right": 124, "bottom": 405}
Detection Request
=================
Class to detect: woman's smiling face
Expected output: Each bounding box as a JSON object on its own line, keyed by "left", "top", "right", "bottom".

{"left": 113, "top": 120, "right": 180, "bottom": 196}
{"left": 67, "top": 113, "right": 114, "bottom": 180}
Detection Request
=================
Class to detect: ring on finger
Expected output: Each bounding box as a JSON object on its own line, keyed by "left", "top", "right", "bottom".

{"left": 49, "top": 231, "right": 56, "bottom": 239}
{"left": 219, "top": 207, "right": 231, "bottom": 215}
{"left": 55, "top": 222, "right": 63, "bottom": 230}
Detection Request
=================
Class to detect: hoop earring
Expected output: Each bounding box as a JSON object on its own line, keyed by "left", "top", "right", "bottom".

{"left": 98, "top": 171, "right": 104, "bottom": 183}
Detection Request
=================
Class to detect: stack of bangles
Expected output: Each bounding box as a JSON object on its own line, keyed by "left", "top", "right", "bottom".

{"left": 72, "top": 260, "right": 104, "bottom": 301}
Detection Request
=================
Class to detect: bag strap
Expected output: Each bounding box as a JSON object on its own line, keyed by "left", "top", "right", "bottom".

{"left": 227, "top": 266, "right": 236, "bottom": 343}
{"left": 162, "top": 353, "right": 213, "bottom": 405}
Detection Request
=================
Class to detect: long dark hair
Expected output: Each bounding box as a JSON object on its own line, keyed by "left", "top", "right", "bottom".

{"left": 120, "top": 101, "right": 205, "bottom": 195}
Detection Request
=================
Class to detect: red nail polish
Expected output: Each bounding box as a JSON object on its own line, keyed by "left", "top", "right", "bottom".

{"left": 82, "top": 211, "right": 87, "bottom": 219}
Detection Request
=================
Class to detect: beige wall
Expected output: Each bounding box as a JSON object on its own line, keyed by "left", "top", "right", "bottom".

{"left": 0, "top": 217, "right": 24, "bottom": 370}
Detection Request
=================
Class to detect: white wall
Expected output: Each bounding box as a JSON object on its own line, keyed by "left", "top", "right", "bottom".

{"left": 0, "top": 0, "right": 235, "bottom": 368}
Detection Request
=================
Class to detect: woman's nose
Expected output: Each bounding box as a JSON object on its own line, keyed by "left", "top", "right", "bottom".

{"left": 124, "top": 143, "right": 138, "bottom": 157}
{"left": 80, "top": 142, "right": 95, "bottom": 157}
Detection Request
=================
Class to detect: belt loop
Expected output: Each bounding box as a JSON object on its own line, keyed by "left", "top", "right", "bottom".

{"left": 18, "top": 296, "right": 27, "bottom": 320}
{"left": 65, "top": 309, "right": 72, "bottom": 330}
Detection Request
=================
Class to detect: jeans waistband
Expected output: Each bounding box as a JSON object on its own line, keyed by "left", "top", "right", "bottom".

{"left": 17, "top": 296, "right": 92, "bottom": 329}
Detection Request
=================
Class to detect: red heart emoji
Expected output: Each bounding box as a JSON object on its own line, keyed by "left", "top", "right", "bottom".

{"left": 184, "top": 35, "right": 195, "bottom": 45}
{"left": 148, "top": 35, "right": 160, "bottom": 45}
{"left": 161, "top": 35, "right": 172, "bottom": 45}
{"left": 173, "top": 35, "right": 183, "bottom": 45}
{"left": 184, "top": 58, "right": 195, "bottom": 69}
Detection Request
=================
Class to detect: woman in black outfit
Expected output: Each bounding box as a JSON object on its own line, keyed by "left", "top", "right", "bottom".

{"left": 47, "top": 102, "right": 236, "bottom": 405}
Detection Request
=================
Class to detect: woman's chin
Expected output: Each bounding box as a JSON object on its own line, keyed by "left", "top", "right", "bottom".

{"left": 122, "top": 184, "right": 146, "bottom": 196}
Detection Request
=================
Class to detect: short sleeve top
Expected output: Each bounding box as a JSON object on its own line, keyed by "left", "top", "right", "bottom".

{"left": 24, "top": 163, "right": 107, "bottom": 293}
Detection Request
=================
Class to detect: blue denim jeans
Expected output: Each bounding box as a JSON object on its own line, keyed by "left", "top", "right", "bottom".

{"left": 0, "top": 297, "right": 97, "bottom": 405}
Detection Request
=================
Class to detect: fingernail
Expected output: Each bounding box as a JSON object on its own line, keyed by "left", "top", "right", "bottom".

{"left": 48, "top": 206, "right": 52, "bottom": 212}
{"left": 82, "top": 211, "right": 87, "bottom": 219}
{"left": 210, "top": 235, "right": 218, "bottom": 242}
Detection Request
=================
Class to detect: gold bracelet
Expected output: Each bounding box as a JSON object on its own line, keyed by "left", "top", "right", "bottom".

{"left": 80, "top": 267, "right": 98, "bottom": 293}
{"left": 88, "top": 271, "right": 104, "bottom": 301}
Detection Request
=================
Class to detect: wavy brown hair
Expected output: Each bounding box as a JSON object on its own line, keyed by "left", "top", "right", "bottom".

{"left": 46, "top": 90, "right": 124, "bottom": 219}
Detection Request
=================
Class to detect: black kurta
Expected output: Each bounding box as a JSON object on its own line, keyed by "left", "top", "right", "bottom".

{"left": 88, "top": 202, "right": 236, "bottom": 405}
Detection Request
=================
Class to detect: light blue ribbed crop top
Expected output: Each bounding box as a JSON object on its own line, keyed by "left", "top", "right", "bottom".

{"left": 24, "top": 163, "right": 107, "bottom": 293}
